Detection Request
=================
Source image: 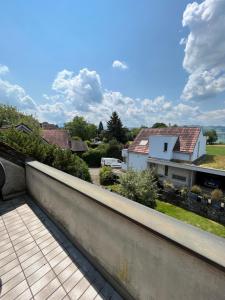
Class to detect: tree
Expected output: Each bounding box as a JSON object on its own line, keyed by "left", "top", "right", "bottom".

{"left": 119, "top": 169, "right": 158, "bottom": 208}
{"left": 152, "top": 122, "right": 167, "bottom": 128}
{"left": 106, "top": 112, "right": 127, "bottom": 143}
{"left": 65, "top": 116, "right": 97, "bottom": 141}
{"left": 204, "top": 129, "right": 218, "bottom": 144}
{"left": 127, "top": 127, "right": 142, "bottom": 141}
{"left": 98, "top": 121, "right": 104, "bottom": 135}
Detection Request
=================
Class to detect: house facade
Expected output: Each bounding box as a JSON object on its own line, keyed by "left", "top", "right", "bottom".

{"left": 122, "top": 127, "right": 208, "bottom": 187}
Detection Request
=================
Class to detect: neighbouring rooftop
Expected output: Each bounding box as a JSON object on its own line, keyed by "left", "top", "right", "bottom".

{"left": 0, "top": 197, "right": 122, "bottom": 300}
{"left": 129, "top": 127, "right": 201, "bottom": 154}
{"left": 41, "top": 129, "right": 71, "bottom": 149}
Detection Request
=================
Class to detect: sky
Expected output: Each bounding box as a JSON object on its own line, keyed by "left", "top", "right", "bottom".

{"left": 0, "top": 0, "right": 225, "bottom": 127}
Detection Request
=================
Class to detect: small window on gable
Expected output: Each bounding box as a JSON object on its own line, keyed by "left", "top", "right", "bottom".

{"left": 164, "top": 142, "right": 168, "bottom": 152}
{"left": 139, "top": 140, "right": 148, "bottom": 146}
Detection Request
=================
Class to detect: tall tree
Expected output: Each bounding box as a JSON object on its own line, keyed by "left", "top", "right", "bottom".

{"left": 98, "top": 121, "right": 104, "bottom": 134}
{"left": 106, "top": 112, "right": 127, "bottom": 143}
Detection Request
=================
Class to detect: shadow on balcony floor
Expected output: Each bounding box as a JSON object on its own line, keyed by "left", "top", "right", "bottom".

{"left": 0, "top": 196, "right": 122, "bottom": 300}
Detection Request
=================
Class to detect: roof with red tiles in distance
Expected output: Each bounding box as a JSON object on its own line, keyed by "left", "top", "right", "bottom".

{"left": 41, "top": 129, "right": 70, "bottom": 149}
{"left": 128, "top": 127, "right": 201, "bottom": 154}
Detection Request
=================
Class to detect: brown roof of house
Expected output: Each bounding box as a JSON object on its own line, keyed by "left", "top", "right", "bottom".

{"left": 41, "top": 129, "right": 70, "bottom": 149}
{"left": 71, "top": 140, "right": 88, "bottom": 152}
{"left": 128, "top": 127, "right": 201, "bottom": 154}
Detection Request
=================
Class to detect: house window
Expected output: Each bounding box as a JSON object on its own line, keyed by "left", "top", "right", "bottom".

{"left": 164, "top": 165, "right": 168, "bottom": 176}
{"left": 172, "top": 174, "right": 186, "bottom": 182}
{"left": 164, "top": 142, "right": 168, "bottom": 152}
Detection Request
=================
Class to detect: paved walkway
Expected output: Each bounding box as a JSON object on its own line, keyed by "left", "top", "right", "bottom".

{"left": 0, "top": 197, "right": 122, "bottom": 300}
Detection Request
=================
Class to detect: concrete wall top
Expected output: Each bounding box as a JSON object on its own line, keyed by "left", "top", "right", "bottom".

{"left": 27, "top": 160, "right": 225, "bottom": 270}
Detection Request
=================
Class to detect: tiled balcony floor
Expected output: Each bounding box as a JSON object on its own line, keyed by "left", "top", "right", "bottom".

{"left": 0, "top": 197, "right": 122, "bottom": 300}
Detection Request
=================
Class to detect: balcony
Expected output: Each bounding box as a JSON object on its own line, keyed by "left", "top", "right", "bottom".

{"left": 1, "top": 147, "right": 225, "bottom": 299}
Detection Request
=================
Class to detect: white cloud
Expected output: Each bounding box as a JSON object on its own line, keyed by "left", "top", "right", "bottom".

{"left": 52, "top": 68, "right": 103, "bottom": 111}
{"left": 1, "top": 64, "right": 225, "bottom": 126}
{"left": 181, "top": 0, "right": 225, "bottom": 100}
{"left": 112, "top": 60, "right": 128, "bottom": 70}
{"left": 0, "top": 64, "right": 9, "bottom": 75}
{"left": 0, "top": 70, "right": 37, "bottom": 112}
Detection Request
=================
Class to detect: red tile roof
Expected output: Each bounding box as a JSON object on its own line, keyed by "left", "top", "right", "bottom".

{"left": 41, "top": 129, "right": 70, "bottom": 149}
{"left": 128, "top": 127, "right": 201, "bottom": 154}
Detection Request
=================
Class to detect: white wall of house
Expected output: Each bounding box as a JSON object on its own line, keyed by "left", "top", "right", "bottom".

{"left": 191, "top": 130, "right": 206, "bottom": 161}
{"left": 127, "top": 152, "right": 148, "bottom": 171}
{"left": 172, "top": 152, "right": 190, "bottom": 161}
{"left": 149, "top": 135, "right": 178, "bottom": 160}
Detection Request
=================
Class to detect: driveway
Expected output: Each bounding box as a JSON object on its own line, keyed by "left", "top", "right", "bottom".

{"left": 89, "top": 168, "right": 123, "bottom": 185}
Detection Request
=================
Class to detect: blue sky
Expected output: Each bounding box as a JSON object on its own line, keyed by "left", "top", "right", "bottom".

{"left": 0, "top": 0, "right": 225, "bottom": 127}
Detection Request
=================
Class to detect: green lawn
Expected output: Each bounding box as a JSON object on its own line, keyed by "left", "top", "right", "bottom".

{"left": 156, "top": 200, "right": 225, "bottom": 238}
{"left": 206, "top": 145, "right": 225, "bottom": 156}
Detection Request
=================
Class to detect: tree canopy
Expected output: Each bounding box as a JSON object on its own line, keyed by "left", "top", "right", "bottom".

{"left": 65, "top": 116, "right": 97, "bottom": 141}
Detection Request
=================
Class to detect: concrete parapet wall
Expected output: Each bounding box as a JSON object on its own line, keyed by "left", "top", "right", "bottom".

{"left": 26, "top": 161, "right": 225, "bottom": 300}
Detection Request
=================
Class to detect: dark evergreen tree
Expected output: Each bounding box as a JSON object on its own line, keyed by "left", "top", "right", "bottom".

{"left": 98, "top": 121, "right": 104, "bottom": 134}
{"left": 106, "top": 112, "right": 127, "bottom": 143}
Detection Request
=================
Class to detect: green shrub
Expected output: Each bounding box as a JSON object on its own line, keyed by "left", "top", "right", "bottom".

{"left": 191, "top": 185, "right": 202, "bottom": 195}
{"left": 99, "top": 166, "right": 118, "bottom": 185}
{"left": 179, "top": 186, "right": 189, "bottom": 198}
{"left": 0, "top": 129, "right": 91, "bottom": 182}
{"left": 163, "top": 180, "right": 174, "bottom": 190}
{"left": 85, "top": 140, "right": 91, "bottom": 147}
{"left": 82, "top": 149, "right": 104, "bottom": 167}
{"left": 72, "top": 136, "right": 81, "bottom": 140}
{"left": 106, "top": 139, "right": 122, "bottom": 159}
{"left": 106, "top": 184, "right": 122, "bottom": 194}
{"left": 119, "top": 169, "right": 158, "bottom": 208}
{"left": 211, "top": 189, "right": 223, "bottom": 201}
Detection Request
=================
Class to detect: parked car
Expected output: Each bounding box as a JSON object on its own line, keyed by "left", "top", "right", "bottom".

{"left": 101, "top": 158, "right": 122, "bottom": 168}
{"left": 203, "top": 178, "right": 220, "bottom": 188}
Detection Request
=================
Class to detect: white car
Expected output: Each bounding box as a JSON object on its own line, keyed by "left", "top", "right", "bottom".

{"left": 101, "top": 158, "right": 122, "bottom": 168}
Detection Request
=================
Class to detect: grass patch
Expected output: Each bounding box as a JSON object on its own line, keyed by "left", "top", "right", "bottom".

{"left": 206, "top": 145, "right": 225, "bottom": 156}
{"left": 156, "top": 200, "right": 225, "bottom": 238}
{"left": 196, "top": 154, "right": 225, "bottom": 170}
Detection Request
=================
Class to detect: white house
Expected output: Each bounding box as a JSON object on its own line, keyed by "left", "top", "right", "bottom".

{"left": 122, "top": 127, "right": 215, "bottom": 188}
